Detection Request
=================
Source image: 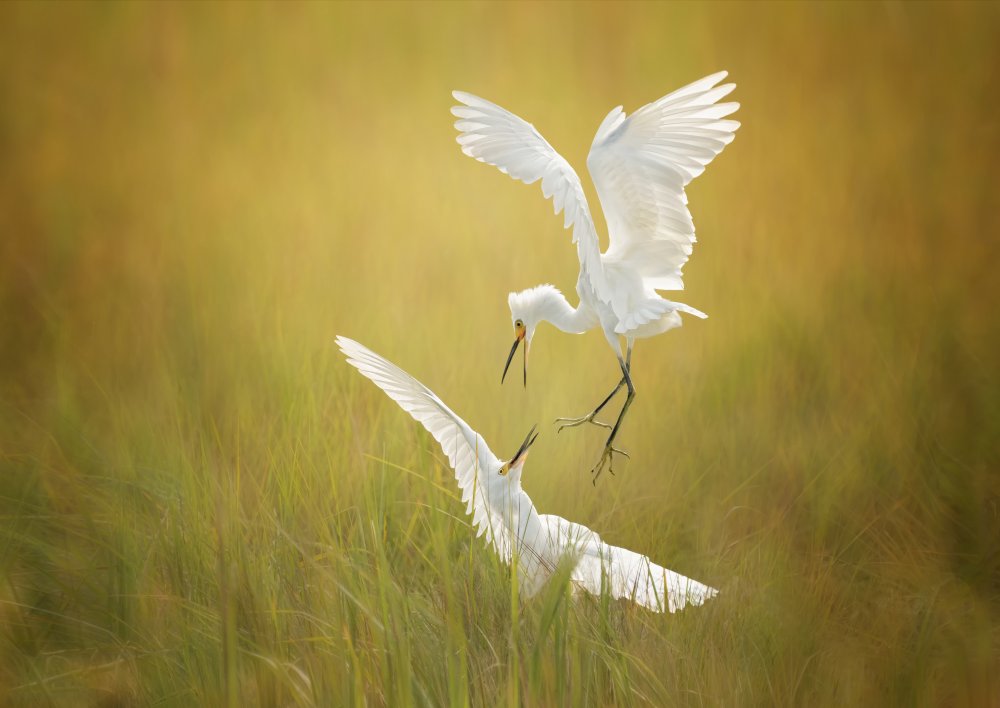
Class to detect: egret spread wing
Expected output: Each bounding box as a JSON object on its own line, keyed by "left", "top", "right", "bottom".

{"left": 587, "top": 71, "right": 740, "bottom": 294}
{"left": 451, "top": 91, "right": 608, "bottom": 300}
{"left": 336, "top": 336, "right": 515, "bottom": 560}
{"left": 543, "top": 515, "right": 718, "bottom": 613}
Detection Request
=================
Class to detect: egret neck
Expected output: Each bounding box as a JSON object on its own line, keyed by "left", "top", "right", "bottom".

{"left": 509, "top": 284, "right": 596, "bottom": 337}
{"left": 503, "top": 284, "right": 598, "bottom": 386}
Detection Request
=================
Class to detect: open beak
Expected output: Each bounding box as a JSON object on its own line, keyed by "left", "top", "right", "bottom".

{"left": 499, "top": 424, "right": 539, "bottom": 475}
{"left": 501, "top": 327, "right": 528, "bottom": 387}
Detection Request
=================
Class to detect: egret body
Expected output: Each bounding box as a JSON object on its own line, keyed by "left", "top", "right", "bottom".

{"left": 453, "top": 72, "right": 740, "bottom": 479}
{"left": 338, "top": 336, "right": 718, "bottom": 612}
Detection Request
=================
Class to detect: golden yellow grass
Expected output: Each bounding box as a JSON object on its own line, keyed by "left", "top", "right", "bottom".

{"left": 1, "top": 2, "right": 998, "bottom": 705}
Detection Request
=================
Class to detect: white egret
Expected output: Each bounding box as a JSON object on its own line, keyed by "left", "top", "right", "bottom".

{"left": 337, "top": 335, "right": 718, "bottom": 612}
{"left": 452, "top": 72, "right": 739, "bottom": 480}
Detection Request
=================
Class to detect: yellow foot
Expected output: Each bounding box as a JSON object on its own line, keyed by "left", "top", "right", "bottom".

{"left": 591, "top": 444, "right": 630, "bottom": 485}
{"left": 555, "top": 412, "right": 612, "bottom": 433}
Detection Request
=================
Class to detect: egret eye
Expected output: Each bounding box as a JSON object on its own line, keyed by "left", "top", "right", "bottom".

{"left": 515, "top": 320, "right": 523, "bottom": 328}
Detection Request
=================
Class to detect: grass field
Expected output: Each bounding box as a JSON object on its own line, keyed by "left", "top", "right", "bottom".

{"left": 1, "top": 2, "right": 998, "bottom": 705}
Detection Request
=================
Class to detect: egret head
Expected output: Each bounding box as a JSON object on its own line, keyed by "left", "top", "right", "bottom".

{"left": 502, "top": 286, "right": 553, "bottom": 386}
{"left": 498, "top": 425, "right": 539, "bottom": 479}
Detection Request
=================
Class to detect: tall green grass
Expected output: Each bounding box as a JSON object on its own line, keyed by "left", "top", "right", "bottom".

{"left": 1, "top": 2, "right": 998, "bottom": 705}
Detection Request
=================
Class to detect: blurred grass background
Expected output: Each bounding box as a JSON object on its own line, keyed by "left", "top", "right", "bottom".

{"left": 1, "top": 1, "right": 998, "bottom": 705}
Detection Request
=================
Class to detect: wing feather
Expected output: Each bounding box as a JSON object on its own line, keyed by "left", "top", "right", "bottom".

{"left": 588, "top": 72, "right": 740, "bottom": 298}
{"left": 336, "top": 336, "right": 515, "bottom": 560}
{"left": 543, "top": 515, "right": 717, "bottom": 613}
{"left": 452, "top": 91, "right": 609, "bottom": 301}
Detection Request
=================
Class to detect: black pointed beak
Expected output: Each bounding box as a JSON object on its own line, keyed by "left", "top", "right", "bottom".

{"left": 501, "top": 336, "right": 522, "bottom": 386}
{"left": 510, "top": 424, "right": 539, "bottom": 467}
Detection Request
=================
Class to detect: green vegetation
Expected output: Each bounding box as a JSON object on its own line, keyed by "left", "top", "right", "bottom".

{"left": 1, "top": 2, "right": 997, "bottom": 705}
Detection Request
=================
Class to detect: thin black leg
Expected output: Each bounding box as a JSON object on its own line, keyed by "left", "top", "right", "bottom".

{"left": 591, "top": 345, "right": 634, "bottom": 483}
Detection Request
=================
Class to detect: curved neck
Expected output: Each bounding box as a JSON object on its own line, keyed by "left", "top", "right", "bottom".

{"left": 536, "top": 289, "right": 593, "bottom": 334}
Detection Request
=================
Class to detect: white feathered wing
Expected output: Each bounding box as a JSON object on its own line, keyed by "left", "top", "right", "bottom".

{"left": 451, "top": 91, "right": 610, "bottom": 305}
{"left": 337, "top": 336, "right": 517, "bottom": 560}
{"left": 589, "top": 71, "right": 740, "bottom": 293}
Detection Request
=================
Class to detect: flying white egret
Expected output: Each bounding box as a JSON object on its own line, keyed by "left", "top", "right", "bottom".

{"left": 337, "top": 335, "right": 718, "bottom": 612}
{"left": 452, "top": 72, "right": 739, "bottom": 480}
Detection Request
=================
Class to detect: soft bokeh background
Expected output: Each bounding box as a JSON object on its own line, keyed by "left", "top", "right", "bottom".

{"left": 2, "top": 2, "right": 998, "bottom": 705}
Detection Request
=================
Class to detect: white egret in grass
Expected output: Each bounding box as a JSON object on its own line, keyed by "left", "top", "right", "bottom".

{"left": 337, "top": 336, "right": 717, "bottom": 613}
{"left": 452, "top": 72, "right": 739, "bottom": 480}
